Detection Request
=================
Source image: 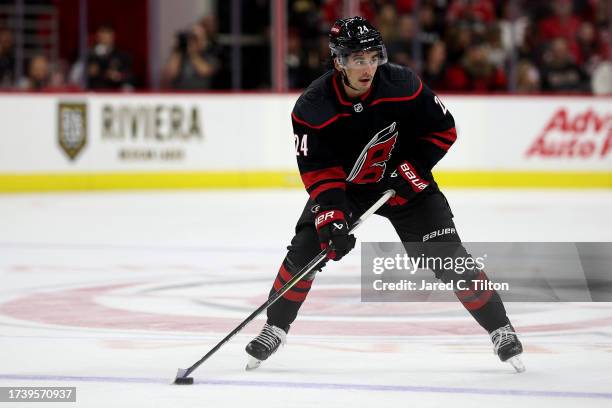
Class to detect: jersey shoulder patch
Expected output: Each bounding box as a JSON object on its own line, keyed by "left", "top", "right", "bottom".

{"left": 372, "top": 63, "right": 423, "bottom": 103}
{"left": 292, "top": 71, "right": 341, "bottom": 129}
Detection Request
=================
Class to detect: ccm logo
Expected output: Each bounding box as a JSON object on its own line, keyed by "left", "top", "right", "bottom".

{"left": 399, "top": 162, "right": 429, "bottom": 191}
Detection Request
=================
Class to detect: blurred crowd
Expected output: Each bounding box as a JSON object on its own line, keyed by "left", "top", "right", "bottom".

{"left": 287, "top": 0, "right": 611, "bottom": 93}
{"left": 0, "top": 0, "right": 609, "bottom": 94}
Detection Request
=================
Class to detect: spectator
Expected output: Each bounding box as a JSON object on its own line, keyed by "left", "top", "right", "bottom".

{"left": 485, "top": 24, "right": 507, "bottom": 68}
{"left": 446, "top": 41, "right": 507, "bottom": 91}
{"left": 538, "top": 0, "right": 581, "bottom": 61}
{"left": 498, "top": 1, "right": 529, "bottom": 54}
{"left": 85, "top": 24, "right": 133, "bottom": 90}
{"left": 421, "top": 40, "right": 449, "bottom": 91}
{"left": 376, "top": 4, "right": 399, "bottom": 42}
{"left": 163, "top": 23, "right": 220, "bottom": 90}
{"left": 447, "top": 0, "right": 496, "bottom": 24}
{"left": 576, "top": 22, "right": 607, "bottom": 73}
{"left": 417, "top": 5, "right": 444, "bottom": 57}
{"left": 287, "top": 29, "right": 312, "bottom": 89}
{"left": 0, "top": 28, "right": 14, "bottom": 87}
{"left": 515, "top": 60, "right": 540, "bottom": 93}
{"left": 445, "top": 22, "right": 473, "bottom": 65}
{"left": 17, "top": 54, "right": 64, "bottom": 91}
{"left": 386, "top": 14, "right": 417, "bottom": 68}
{"left": 591, "top": 61, "right": 612, "bottom": 95}
{"left": 539, "top": 37, "right": 589, "bottom": 93}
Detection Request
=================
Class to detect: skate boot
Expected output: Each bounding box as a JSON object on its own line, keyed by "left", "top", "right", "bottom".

{"left": 490, "top": 323, "right": 525, "bottom": 373}
{"left": 245, "top": 323, "right": 289, "bottom": 370}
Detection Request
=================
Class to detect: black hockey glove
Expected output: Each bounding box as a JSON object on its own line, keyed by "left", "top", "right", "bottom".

{"left": 386, "top": 160, "right": 430, "bottom": 206}
{"left": 314, "top": 208, "right": 356, "bottom": 261}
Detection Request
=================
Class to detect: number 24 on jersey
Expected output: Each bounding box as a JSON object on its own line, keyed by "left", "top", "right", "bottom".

{"left": 295, "top": 134, "right": 308, "bottom": 156}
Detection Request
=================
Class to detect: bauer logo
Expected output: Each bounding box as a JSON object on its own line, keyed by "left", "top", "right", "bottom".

{"left": 525, "top": 107, "right": 612, "bottom": 159}
{"left": 58, "top": 102, "right": 87, "bottom": 161}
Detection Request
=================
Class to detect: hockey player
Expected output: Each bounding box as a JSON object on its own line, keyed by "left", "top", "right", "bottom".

{"left": 245, "top": 17, "right": 524, "bottom": 372}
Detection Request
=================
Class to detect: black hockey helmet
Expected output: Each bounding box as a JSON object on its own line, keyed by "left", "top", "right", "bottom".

{"left": 329, "top": 16, "right": 388, "bottom": 68}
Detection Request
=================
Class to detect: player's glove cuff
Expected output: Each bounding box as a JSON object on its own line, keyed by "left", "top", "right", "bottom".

{"left": 314, "top": 209, "right": 347, "bottom": 231}
{"left": 314, "top": 209, "right": 355, "bottom": 261}
{"left": 387, "top": 160, "right": 430, "bottom": 206}
{"left": 397, "top": 160, "right": 429, "bottom": 192}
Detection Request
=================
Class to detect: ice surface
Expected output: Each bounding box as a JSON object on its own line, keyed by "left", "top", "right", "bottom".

{"left": 0, "top": 189, "right": 611, "bottom": 407}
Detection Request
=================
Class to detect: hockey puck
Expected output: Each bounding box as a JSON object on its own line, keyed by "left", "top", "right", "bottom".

{"left": 174, "top": 376, "right": 194, "bottom": 385}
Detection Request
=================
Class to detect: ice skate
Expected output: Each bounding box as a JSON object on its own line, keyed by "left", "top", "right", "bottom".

{"left": 490, "top": 324, "right": 525, "bottom": 373}
{"left": 245, "top": 323, "right": 288, "bottom": 370}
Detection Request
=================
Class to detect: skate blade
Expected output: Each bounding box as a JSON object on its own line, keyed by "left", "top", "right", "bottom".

{"left": 245, "top": 356, "right": 262, "bottom": 371}
{"left": 508, "top": 356, "right": 525, "bottom": 373}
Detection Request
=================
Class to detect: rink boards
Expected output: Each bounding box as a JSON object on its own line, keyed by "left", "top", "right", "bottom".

{"left": 0, "top": 93, "right": 610, "bottom": 191}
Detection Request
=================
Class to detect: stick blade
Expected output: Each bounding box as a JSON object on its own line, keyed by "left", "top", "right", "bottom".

{"left": 173, "top": 368, "right": 194, "bottom": 385}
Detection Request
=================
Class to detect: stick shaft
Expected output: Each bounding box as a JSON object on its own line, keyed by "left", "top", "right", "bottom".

{"left": 179, "top": 189, "right": 394, "bottom": 378}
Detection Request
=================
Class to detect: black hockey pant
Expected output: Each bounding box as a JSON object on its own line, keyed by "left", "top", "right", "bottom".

{"left": 266, "top": 189, "right": 510, "bottom": 333}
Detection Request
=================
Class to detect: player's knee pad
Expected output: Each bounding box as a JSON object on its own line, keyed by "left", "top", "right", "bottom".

{"left": 420, "top": 241, "right": 470, "bottom": 282}
{"left": 287, "top": 224, "right": 328, "bottom": 274}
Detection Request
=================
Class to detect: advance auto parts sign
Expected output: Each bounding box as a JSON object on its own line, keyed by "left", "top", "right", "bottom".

{"left": 101, "top": 103, "right": 203, "bottom": 162}
{"left": 526, "top": 107, "right": 611, "bottom": 160}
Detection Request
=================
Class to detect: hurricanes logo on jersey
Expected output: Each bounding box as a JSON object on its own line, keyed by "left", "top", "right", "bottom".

{"left": 346, "top": 122, "right": 398, "bottom": 184}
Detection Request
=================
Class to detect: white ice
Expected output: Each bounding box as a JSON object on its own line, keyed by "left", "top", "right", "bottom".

{"left": 0, "top": 189, "right": 611, "bottom": 408}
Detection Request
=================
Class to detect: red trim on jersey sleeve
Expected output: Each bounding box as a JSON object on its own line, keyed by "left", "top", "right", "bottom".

{"left": 430, "top": 127, "right": 457, "bottom": 143}
{"left": 387, "top": 195, "right": 409, "bottom": 206}
{"left": 368, "top": 78, "right": 423, "bottom": 106}
{"left": 292, "top": 111, "right": 351, "bottom": 130}
{"left": 301, "top": 167, "right": 347, "bottom": 190}
{"left": 309, "top": 181, "right": 346, "bottom": 201}
{"left": 422, "top": 136, "right": 452, "bottom": 151}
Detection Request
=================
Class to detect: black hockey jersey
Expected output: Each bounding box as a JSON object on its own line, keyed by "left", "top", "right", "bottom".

{"left": 291, "top": 63, "right": 456, "bottom": 207}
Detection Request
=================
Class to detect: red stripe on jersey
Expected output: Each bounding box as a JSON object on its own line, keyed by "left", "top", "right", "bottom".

{"left": 291, "top": 111, "right": 351, "bottom": 130}
{"left": 422, "top": 136, "right": 452, "bottom": 151}
{"left": 309, "top": 181, "right": 346, "bottom": 200}
{"left": 369, "top": 78, "right": 423, "bottom": 106}
{"left": 332, "top": 73, "right": 353, "bottom": 106}
{"left": 387, "top": 195, "right": 409, "bottom": 206}
{"left": 278, "top": 264, "right": 313, "bottom": 289}
{"left": 301, "top": 167, "right": 347, "bottom": 190}
{"left": 431, "top": 127, "right": 457, "bottom": 143}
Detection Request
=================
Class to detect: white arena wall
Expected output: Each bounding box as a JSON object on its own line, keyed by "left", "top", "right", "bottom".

{"left": 0, "top": 93, "right": 610, "bottom": 192}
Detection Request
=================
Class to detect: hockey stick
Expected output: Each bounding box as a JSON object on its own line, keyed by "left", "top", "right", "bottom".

{"left": 174, "top": 189, "right": 395, "bottom": 384}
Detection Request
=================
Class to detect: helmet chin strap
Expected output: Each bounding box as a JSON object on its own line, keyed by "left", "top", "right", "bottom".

{"left": 341, "top": 68, "right": 360, "bottom": 91}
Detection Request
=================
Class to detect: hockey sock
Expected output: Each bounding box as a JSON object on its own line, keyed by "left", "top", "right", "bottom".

{"left": 266, "top": 260, "right": 315, "bottom": 329}
{"left": 454, "top": 270, "right": 509, "bottom": 332}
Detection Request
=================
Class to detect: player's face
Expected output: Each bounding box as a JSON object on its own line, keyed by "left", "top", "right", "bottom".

{"left": 341, "top": 50, "right": 379, "bottom": 95}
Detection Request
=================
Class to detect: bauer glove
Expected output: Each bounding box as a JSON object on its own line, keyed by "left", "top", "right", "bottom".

{"left": 314, "top": 208, "right": 356, "bottom": 261}
{"left": 385, "top": 160, "right": 430, "bottom": 206}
